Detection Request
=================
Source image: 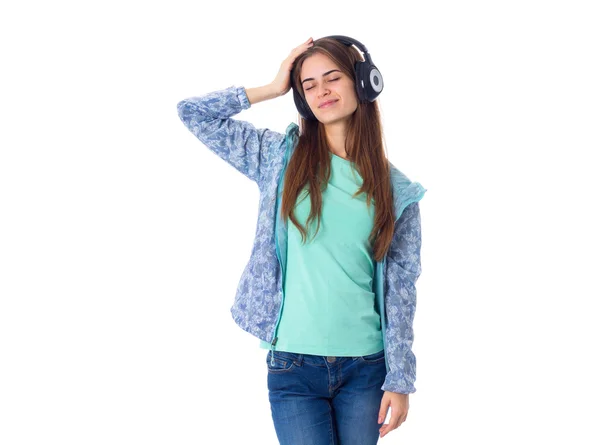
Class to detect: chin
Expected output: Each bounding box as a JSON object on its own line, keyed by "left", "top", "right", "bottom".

{"left": 310, "top": 104, "right": 352, "bottom": 123}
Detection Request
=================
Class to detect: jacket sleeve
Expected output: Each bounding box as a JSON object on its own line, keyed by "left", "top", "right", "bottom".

{"left": 176, "top": 85, "right": 285, "bottom": 186}
{"left": 382, "top": 201, "right": 423, "bottom": 394}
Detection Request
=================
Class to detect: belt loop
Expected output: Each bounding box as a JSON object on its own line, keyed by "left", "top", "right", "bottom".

{"left": 294, "top": 354, "right": 304, "bottom": 367}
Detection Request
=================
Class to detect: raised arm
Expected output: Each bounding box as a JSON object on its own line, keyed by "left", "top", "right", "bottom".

{"left": 176, "top": 85, "right": 285, "bottom": 186}
{"left": 176, "top": 38, "right": 316, "bottom": 185}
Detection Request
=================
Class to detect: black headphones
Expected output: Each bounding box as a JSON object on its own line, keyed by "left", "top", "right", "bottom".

{"left": 291, "top": 35, "right": 384, "bottom": 121}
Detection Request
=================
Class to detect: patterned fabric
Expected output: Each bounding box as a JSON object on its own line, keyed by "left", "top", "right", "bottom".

{"left": 176, "top": 85, "right": 426, "bottom": 393}
{"left": 382, "top": 201, "right": 421, "bottom": 393}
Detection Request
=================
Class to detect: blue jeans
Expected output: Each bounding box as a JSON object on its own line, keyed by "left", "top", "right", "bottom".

{"left": 266, "top": 349, "right": 387, "bottom": 445}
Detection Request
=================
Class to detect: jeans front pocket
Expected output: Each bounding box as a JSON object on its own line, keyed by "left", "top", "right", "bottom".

{"left": 358, "top": 348, "right": 386, "bottom": 364}
{"left": 266, "top": 350, "right": 297, "bottom": 373}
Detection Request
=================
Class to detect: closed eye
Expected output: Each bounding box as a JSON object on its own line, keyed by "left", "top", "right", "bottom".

{"left": 305, "top": 78, "right": 340, "bottom": 91}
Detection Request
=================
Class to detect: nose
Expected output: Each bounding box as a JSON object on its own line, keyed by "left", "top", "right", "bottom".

{"left": 316, "top": 83, "right": 331, "bottom": 99}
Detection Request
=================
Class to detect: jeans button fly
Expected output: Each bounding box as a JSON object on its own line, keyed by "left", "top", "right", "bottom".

{"left": 327, "top": 356, "right": 336, "bottom": 363}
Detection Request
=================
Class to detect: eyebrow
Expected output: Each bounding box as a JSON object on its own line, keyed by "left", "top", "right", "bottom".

{"left": 301, "top": 69, "right": 342, "bottom": 85}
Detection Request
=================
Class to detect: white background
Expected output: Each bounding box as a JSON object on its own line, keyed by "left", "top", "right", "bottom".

{"left": 1, "top": 0, "right": 599, "bottom": 444}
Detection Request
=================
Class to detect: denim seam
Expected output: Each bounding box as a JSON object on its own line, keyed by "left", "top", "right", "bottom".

{"left": 328, "top": 402, "right": 335, "bottom": 445}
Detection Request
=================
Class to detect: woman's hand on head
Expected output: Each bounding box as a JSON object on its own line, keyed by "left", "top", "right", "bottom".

{"left": 270, "top": 37, "right": 314, "bottom": 97}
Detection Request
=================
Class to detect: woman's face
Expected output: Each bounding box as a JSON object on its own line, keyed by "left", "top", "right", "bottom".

{"left": 300, "top": 53, "right": 358, "bottom": 123}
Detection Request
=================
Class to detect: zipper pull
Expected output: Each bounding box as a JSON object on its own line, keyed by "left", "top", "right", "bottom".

{"left": 270, "top": 337, "right": 278, "bottom": 366}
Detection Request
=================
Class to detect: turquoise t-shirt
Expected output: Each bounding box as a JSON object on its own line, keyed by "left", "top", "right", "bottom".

{"left": 259, "top": 152, "right": 384, "bottom": 356}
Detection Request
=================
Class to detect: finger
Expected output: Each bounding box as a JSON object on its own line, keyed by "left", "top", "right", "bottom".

{"left": 381, "top": 410, "right": 400, "bottom": 435}
{"left": 296, "top": 39, "right": 313, "bottom": 51}
{"left": 389, "top": 414, "right": 402, "bottom": 430}
{"left": 380, "top": 420, "right": 399, "bottom": 439}
{"left": 288, "top": 42, "right": 312, "bottom": 61}
{"left": 386, "top": 413, "right": 406, "bottom": 433}
{"left": 379, "top": 424, "right": 389, "bottom": 438}
{"left": 378, "top": 402, "right": 389, "bottom": 424}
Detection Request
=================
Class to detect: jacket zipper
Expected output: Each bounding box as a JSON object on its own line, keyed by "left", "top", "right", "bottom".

{"left": 269, "top": 135, "right": 293, "bottom": 366}
{"left": 378, "top": 256, "right": 389, "bottom": 373}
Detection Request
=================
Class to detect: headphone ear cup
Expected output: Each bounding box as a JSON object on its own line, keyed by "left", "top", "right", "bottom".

{"left": 354, "top": 61, "right": 368, "bottom": 102}
{"left": 363, "top": 63, "right": 384, "bottom": 102}
{"left": 293, "top": 87, "right": 316, "bottom": 121}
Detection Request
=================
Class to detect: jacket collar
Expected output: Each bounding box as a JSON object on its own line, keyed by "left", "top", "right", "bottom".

{"left": 285, "top": 123, "right": 425, "bottom": 222}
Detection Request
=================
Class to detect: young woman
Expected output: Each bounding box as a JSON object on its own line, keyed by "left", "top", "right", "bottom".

{"left": 177, "top": 35, "right": 427, "bottom": 444}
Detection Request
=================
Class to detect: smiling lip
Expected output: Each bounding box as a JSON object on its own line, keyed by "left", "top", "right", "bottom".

{"left": 320, "top": 100, "right": 338, "bottom": 108}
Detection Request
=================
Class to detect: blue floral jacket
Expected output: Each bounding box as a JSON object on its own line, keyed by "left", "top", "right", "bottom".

{"left": 176, "top": 85, "right": 427, "bottom": 394}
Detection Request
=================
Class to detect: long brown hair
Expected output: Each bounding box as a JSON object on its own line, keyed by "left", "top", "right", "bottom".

{"left": 281, "top": 37, "right": 395, "bottom": 263}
